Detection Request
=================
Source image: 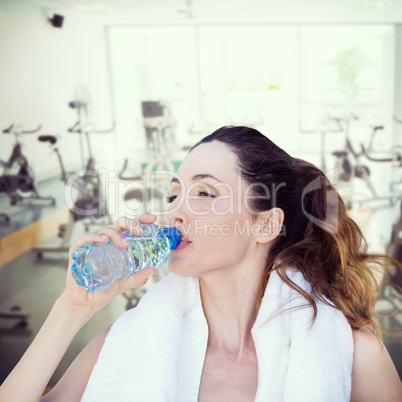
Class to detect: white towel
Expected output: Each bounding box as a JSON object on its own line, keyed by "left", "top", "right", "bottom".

{"left": 82, "top": 268, "right": 353, "bottom": 402}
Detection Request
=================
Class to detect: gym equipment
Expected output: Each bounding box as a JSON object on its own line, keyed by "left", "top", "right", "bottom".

{"left": 118, "top": 159, "right": 142, "bottom": 181}
{"left": 141, "top": 101, "right": 176, "bottom": 158}
{"left": 360, "top": 137, "right": 402, "bottom": 332}
{"left": 361, "top": 119, "right": 402, "bottom": 271}
{"left": 328, "top": 114, "right": 390, "bottom": 209}
{"left": 69, "top": 84, "right": 93, "bottom": 168}
{"left": 343, "top": 125, "right": 383, "bottom": 198}
{"left": 33, "top": 132, "right": 111, "bottom": 257}
{"left": 0, "top": 124, "right": 55, "bottom": 222}
{"left": 298, "top": 118, "right": 343, "bottom": 172}
{"left": 118, "top": 101, "right": 177, "bottom": 220}
{"left": 67, "top": 87, "right": 115, "bottom": 223}
{"left": 329, "top": 113, "right": 359, "bottom": 184}
{"left": 32, "top": 135, "right": 74, "bottom": 255}
{"left": 394, "top": 114, "right": 402, "bottom": 125}
{"left": 140, "top": 101, "right": 176, "bottom": 187}
{"left": 33, "top": 117, "right": 114, "bottom": 257}
{"left": 343, "top": 117, "right": 402, "bottom": 331}
{"left": 0, "top": 305, "right": 29, "bottom": 328}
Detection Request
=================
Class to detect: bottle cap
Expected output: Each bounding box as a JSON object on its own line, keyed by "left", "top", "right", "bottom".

{"left": 162, "top": 227, "right": 182, "bottom": 250}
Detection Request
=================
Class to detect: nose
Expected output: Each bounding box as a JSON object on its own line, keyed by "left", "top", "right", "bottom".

{"left": 166, "top": 196, "right": 187, "bottom": 227}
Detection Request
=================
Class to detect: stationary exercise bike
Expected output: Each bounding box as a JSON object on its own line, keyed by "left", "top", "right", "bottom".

{"left": 118, "top": 101, "right": 176, "bottom": 220}
{"left": 329, "top": 114, "right": 389, "bottom": 209}
{"left": 0, "top": 124, "right": 55, "bottom": 222}
{"left": 360, "top": 134, "right": 402, "bottom": 334}
{"left": 299, "top": 116, "right": 343, "bottom": 172}
{"left": 33, "top": 99, "right": 114, "bottom": 257}
{"left": 361, "top": 118, "right": 402, "bottom": 269}
{"left": 66, "top": 117, "right": 115, "bottom": 223}
{"left": 33, "top": 125, "right": 113, "bottom": 257}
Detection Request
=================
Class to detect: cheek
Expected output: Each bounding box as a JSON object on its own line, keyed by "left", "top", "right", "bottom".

{"left": 196, "top": 216, "right": 252, "bottom": 257}
{"left": 193, "top": 210, "right": 252, "bottom": 241}
{"left": 211, "top": 196, "right": 233, "bottom": 214}
{"left": 186, "top": 201, "right": 210, "bottom": 215}
{"left": 168, "top": 212, "right": 254, "bottom": 275}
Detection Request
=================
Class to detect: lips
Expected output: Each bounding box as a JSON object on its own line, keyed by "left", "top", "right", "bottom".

{"left": 174, "top": 237, "right": 192, "bottom": 251}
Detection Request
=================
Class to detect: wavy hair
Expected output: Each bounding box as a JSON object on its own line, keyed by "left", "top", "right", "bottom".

{"left": 191, "top": 125, "right": 402, "bottom": 338}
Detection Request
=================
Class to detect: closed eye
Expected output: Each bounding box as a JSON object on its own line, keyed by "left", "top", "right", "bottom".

{"left": 166, "top": 195, "right": 177, "bottom": 203}
{"left": 198, "top": 191, "right": 215, "bottom": 198}
{"left": 166, "top": 191, "right": 216, "bottom": 203}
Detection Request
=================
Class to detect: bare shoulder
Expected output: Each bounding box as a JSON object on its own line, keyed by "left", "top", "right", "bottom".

{"left": 351, "top": 329, "right": 402, "bottom": 402}
{"left": 42, "top": 324, "right": 112, "bottom": 402}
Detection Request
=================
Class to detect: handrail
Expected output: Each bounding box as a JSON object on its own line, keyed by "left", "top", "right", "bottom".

{"left": 68, "top": 120, "right": 115, "bottom": 134}
{"left": 2, "top": 124, "right": 42, "bottom": 134}
{"left": 393, "top": 115, "right": 402, "bottom": 124}
{"left": 67, "top": 121, "right": 80, "bottom": 133}
{"left": 360, "top": 144, "right": 393, "bottom": 162}
{"left": 2, "top": 124, "right": 14, "bottom": 133}
{"left": 21, "top": 125, "right": 42, "bottom": 134}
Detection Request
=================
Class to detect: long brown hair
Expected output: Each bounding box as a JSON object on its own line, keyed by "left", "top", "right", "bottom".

{"left": 192, "top": 125, "right": 401, "bottom": 338}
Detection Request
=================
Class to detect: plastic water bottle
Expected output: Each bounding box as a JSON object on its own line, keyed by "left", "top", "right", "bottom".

{"left": 71, "top": 224, "right": 182, "bottom": 292}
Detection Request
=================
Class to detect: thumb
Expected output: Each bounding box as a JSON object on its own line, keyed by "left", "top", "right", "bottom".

{"left": 118, "top": 267, "right": 157, "bottom": 293}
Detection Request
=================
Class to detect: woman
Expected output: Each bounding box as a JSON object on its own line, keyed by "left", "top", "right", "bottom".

{"left": 0, "top": 126, "right": 401, "bottom": 401}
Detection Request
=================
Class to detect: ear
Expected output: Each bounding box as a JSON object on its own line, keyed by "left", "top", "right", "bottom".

{"left": 254, "top": 208, "right": 284, "bottom": 244}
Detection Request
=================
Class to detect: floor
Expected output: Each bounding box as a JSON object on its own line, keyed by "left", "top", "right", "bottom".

{"left": 0, "top": 175, "right": 401, "bottom": 391}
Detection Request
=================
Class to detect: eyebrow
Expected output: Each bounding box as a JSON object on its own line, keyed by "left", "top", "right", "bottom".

{"left": 171, "top": 174, "right": 222, "bottom": 185}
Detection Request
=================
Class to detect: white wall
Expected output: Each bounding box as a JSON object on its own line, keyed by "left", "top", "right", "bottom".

{"left": 394, "top": 24, "right": 402, "bottom": 141}
{"left": 0, "top": 0, "right": 114, "bottom": 181}
{"left": 109, "top": 25, "right": 395, "bottom": 159}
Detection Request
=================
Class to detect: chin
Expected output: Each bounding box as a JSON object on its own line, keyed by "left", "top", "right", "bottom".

{"left": 167, "top": 261, "right": 200, "bottom": 277}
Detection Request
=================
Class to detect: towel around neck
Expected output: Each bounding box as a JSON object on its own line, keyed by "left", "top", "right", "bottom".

{"left": 82, "top": 268, "right": 353, "bottom": 402}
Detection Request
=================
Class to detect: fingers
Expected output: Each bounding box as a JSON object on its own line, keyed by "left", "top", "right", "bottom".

{"left": 96, "top": 215, "right": 157, "bottom": 249}
{"left": 117, "top": 267, "right": 157, "bottom": 294}
{"left": 97, "top": 226, "right": 130, "bottom": 249}
{"left": 95, "top": 215, "right": 154, "bottom": 248}
{"left": 69, "top": 232, "right": 110, "bottom": 257}
{"left": 69, "top": 215, "right": 158, "bottom": 261}
{"left": 68, "top": 214, "right": 158, "bottom": 271}
{"left": 111, "top": 215, "right": 157, "bottom": 233}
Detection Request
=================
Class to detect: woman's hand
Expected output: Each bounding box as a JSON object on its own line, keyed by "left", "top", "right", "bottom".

{"left": 59, "top": 215, "right": 158, "bottom": 313}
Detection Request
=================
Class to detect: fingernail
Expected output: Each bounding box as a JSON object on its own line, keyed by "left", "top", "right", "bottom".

{"left": 100, "top": 235, "right": 108, "bottom": 239}
{"left": 146, "top": 272, "right": 156, "bottom": 279}
{"left": 122, "top": 239, "right": 130, "bottom": 245}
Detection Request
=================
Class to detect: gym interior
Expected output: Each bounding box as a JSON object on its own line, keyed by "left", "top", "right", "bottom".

{"left": 0, "top": 0, "right": 401, "bottom": 392}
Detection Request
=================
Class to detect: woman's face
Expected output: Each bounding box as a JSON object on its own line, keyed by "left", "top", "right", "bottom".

{"left": 166, "top": 141, "right": 261, "bottom": 277}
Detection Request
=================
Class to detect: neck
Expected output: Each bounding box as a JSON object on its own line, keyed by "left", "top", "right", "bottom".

{"left": 199, "top": 259, "right": 265, "bottom": 359}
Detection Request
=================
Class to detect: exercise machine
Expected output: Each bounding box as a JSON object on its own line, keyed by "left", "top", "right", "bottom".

{"left": 328, "top": 114, "right": 391, "bottom": 209}
{"left": 298, "top": 117, "right": 343, "bottom": 172}
{"left": 33, "top": 130, "right": 113, "bottom": 257}
{"left": 0, "top": 124, "right": 55, "bottom": 222}
{"left": 33, "top": 115, "right": 114, "bottom": 257}
{"left": 140, "top": 101, "right": 176, "bottom": 192}
{"left": 118, "top": 101, "right": 177, "bottom": 220}
{"left": 0, "top": 305, "right": 29, "bottom": 328}
{"left": 361, "top": 119, "right": 402, "bottom": 269}
{"left": 360, "top": 127, "right": 402, "bottom": 333}
{"left": 67, "top": 96, "right": 115, "bottom": 222}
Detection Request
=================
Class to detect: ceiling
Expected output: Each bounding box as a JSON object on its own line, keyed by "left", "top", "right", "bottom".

{"left": 17, "top": 0, "right": 402, "bottom": 24}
